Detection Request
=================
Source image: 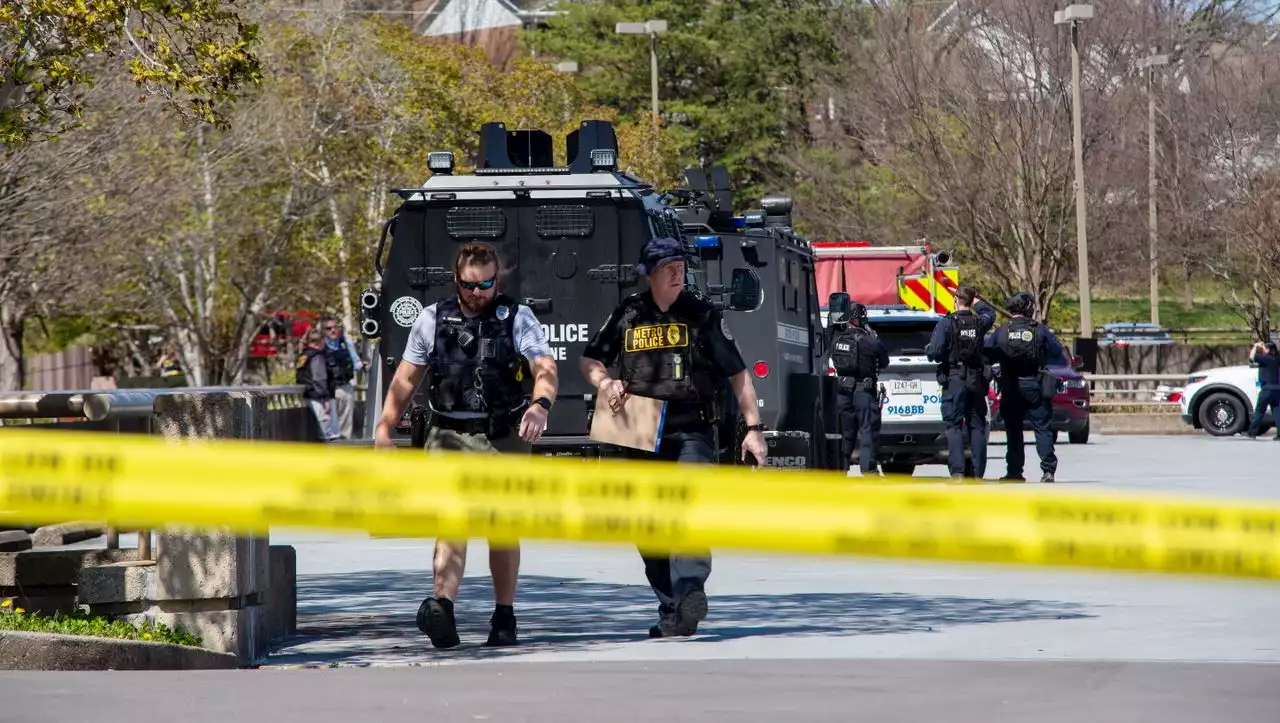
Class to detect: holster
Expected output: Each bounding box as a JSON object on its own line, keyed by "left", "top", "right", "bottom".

{"left": 409, "top": 405, "right": 430, "bottom": 448}
{"left": 1038, "top": 370, "right": 1058, "bottom": 401}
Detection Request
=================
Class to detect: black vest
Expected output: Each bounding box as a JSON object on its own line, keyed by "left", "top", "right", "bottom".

{"left": 426, "top": 294, "right": 525, "bottom": 414}
{"left": 831, "top": 326, "right": 878, "bottom": 381}
{"left": 947, "top": 311, "right": 984, "bottom": 369}
{"left": 998, "top": 317, "right": 1045, "bottom": 378}
{"left": 616, "top": 292, "right": 720, "bottom": 403}
{"left": 324, "top": 340, "right": 355, "bottom": 385}
{"left": 295, "top": 346, "right": 330, "bottom": 396}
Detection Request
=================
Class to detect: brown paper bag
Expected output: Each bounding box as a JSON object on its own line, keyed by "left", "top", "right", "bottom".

{"left": 588, "top": 392, "right": 668, "bottom": 453}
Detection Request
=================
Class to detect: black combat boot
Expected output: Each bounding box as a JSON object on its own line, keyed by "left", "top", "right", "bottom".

{"left": 417, "top": 597, "right": 461, "bottom": 649}
{"left": 485, "top": 604, "right": 518, "bottom": 647}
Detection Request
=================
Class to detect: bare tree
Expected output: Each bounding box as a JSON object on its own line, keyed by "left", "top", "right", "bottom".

{"left": 0, "top": 68, "right": 139, "bottom": 390}
{"left": 790, "top": 0, "right": 1154, "bottom": 319}
{"left": 1186, "top": 41, "right": 1280, "bottom": 336}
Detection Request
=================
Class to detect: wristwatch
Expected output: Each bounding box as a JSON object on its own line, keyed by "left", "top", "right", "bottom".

{"left": 533, "top": 396, "right": 553, "bottom": 411}
{"left": 744, "top": 423, "right": 766, "bottom": 433}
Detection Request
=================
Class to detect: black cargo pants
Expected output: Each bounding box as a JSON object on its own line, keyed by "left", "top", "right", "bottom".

{"left": 999, "top": 377, "right": 1057, "bottom": 477}
{"left": 837, "top": 384, "right": 879, "bottom": 474}
{"left": 941, "top": 370, "right": 989, "bottom": 478}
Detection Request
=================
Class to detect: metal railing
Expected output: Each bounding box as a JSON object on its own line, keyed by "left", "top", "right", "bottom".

{"left": 1081, "top": 373, "right": 1188, "bottom": 411}
{"left": 0, "top": 385, "right": 316, "bottom": 559}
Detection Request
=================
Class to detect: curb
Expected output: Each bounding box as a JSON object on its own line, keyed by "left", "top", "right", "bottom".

{"left": 1091, "top": 413, "right": 1196, "bottom": 435}
{"left": 0, "top": 630, "right": 238, "bottom": 671}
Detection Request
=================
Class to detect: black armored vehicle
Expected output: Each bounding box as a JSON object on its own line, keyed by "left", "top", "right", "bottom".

{"left": 359, "top": 119, "right": 843, "bottom": 470}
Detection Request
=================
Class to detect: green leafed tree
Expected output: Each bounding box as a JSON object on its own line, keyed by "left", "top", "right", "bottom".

{"left": 0, "top": 0, "right": 262, "bottom": 146}
{"left": 521, "top": 0, "right": 841, "bottom": 206}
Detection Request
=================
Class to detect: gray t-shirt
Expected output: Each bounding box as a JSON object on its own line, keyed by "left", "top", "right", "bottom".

{"left": 403, "top": 301, "right": 554, "bottom": 418}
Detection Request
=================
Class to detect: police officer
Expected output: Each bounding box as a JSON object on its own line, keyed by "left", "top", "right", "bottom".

{"left": 1245, "top": 340, "right": 1280, "bottom": 440}
{"left": 829, "top": 301, "right": 890, "bottom": 475}
{"left": 925, "top": 285, "right": 996, "bottom": 480}
{"left": 983, "top": 291, "right": 1065, "bottom": 483}
{"left": 374, "top": 241, "right": 559, "bottom": 649}
{"left": 579, "top": 236, "right": 768, "bottom": 639}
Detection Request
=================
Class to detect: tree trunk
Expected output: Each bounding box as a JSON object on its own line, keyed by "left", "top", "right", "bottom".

{"left": 318, "top": 152, "right": 353, "bottom": 334}
{"left": 0, "top": 301, "right": 25, "bottom": 391}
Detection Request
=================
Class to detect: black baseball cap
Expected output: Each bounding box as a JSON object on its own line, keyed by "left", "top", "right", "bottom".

{"left": 634, "top": 237, "right": 688, "bottom": 276}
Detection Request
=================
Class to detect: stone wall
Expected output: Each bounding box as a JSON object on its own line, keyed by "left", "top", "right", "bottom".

{"left": 1096, "top": 343, "right": 1252, "bottom": 376}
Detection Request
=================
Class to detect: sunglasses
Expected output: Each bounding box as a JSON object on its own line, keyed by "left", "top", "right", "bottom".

{"left": 458, "top": 277, "right": 497, "bottom": 291}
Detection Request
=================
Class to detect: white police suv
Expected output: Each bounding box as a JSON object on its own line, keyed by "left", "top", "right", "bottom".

{"left": 825, "top": 305, "right": 950, "bottom": 475}
{"left": 1179, "top": 364, "right": 1275, "bottom": 437}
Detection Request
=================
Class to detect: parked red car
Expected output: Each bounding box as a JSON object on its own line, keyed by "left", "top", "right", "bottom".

{"left": 988, "top": 353, "right": 1092, "bottom": 444}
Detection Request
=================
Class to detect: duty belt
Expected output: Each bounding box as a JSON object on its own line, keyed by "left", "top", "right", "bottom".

{"left": 836, "top": 375, "right": 876, "bottom": 392}
{"left": 429, "top": 414, "right": 491, "bottom": 435}
{"left": 662, "top": 402, "right": 719, "bottom": 428}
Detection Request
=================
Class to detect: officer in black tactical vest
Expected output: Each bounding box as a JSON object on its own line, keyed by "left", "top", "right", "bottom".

{"left": 580, "top": 236, "right": 768, "bottom": 639}
{"left": 925, "top": 285, "right": 996, "bottom": 480}
{"left": 374, "top": 241, "right": 559, "bottom": 650}
{"left": 829, "top": 301, "right": 890, "bottom": 474}
{"left": 983, "top": 291, "right": 1066, "bottom": 483}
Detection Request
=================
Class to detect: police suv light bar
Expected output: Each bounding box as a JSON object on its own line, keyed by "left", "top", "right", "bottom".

{"left": 428, "top": 151, "right": 454, "bottom": 175}
{"left": 590, "top": 148, "right": 617, "bottom": 171}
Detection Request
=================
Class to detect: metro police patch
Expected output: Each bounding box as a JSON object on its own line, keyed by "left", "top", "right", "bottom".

{"left": 624, "top": 323, "right": 689, "bottom": 352}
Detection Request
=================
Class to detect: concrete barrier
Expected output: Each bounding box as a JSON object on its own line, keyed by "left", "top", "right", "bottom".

{"left": 0, "top": 630, "right": 236, "bottom": 670}
{"left": 1092, "top": 413, "right": 1196, "bottom": 435}
{"left": 1, "top": 548, "right": 141, "bottom": 615}
{"left": 75, "top": 390, "right": 305, "bottom": 667}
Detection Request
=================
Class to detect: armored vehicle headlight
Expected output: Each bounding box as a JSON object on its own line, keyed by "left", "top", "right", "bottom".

{"left": 590, "top": 148, "right": 617, "bottom": 171}
{"left": 428, "top": 151, "right": 454, "bottom": 174}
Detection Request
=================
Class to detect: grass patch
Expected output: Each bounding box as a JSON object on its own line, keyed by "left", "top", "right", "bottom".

{"left": 0, "top": 600, "right": 203, "bottom": 648}
{"left": 1048, "top": 297, "right": 1262, "bottom": 331}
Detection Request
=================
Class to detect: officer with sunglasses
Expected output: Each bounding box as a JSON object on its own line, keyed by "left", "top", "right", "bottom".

{"left": 580, "top": 236, "right": 768, "bottom": 639}
{"left": 374, "top": 241, "right": 559, "bottom": 650}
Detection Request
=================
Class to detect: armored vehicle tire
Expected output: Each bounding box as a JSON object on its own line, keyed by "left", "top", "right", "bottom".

{"left": 880, "top": 461, "right": 916, "bottom": 477}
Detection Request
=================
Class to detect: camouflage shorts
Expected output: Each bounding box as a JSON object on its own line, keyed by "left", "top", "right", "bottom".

{"left": 422, "top": 426, "right": 531, "bottom": 455}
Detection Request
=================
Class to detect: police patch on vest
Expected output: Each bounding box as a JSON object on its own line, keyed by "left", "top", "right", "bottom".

{"left": 390, "top": 296, "right": 423, "bottom": 327}
{"left": 496, "top": 305, "right": 510, "bottom": 320}
{"left": 1013, "top": 330, "right": 1035, "bottom": 342}
{"left": 835, "top": 342, "right": 851, "bottom": 351}
{"left": 624, "top": 323, "right": 689, "bottom": 352}
{"left": 295, "top": 354, "right": 308, "bottom": 369}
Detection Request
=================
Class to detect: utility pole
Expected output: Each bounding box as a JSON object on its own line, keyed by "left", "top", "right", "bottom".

{"left": 1056, "top": 4, "right": 1095, "bottom": 340}
{"left": 1140, "top": 53, "right": 1169, "bottom": 327}
{"left": 615, "top": 20, "right": 668, "bottom": 122}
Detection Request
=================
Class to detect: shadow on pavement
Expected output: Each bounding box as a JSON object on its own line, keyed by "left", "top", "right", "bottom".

{"left": 265, "top": 570, "right": 1093, "bottom": 666}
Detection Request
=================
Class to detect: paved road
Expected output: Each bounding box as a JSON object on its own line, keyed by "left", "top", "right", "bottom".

{"left": 3, "top": 433, "right": 1278, "bottom": 721}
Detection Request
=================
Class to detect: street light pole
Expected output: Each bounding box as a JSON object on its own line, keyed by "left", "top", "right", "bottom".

{"left": 615, "top": 20, "right": 668, "bottom": 122}
{"left": 1056, "top": 4, "right": 1095, "bottom": 340}
{"left": 1139, "top": 53, "right": 1169, "bottom": 327}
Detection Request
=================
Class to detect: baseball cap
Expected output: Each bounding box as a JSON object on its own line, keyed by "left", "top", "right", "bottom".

{"left": 634, "top": 237, "right": 688, "bottom": 276}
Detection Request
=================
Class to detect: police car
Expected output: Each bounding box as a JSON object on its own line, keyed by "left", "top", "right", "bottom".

{"left": 824, "top": 305, "right": 950, "bottom": 475}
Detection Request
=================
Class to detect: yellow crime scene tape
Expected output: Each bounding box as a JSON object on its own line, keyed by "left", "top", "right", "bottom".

{"left": 0, "top": 428, "right": 1277, "bottom": 581}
